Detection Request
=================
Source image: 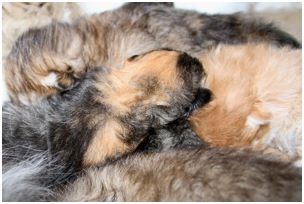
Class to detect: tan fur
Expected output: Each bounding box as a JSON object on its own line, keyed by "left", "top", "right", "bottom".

{"left": 82, "top": 50, "right": 199, "bottom": 165}
{"left": 83, "top": 119, "right": 130, "bottom": 166}
{"left": 83, "top": 51, "right": 180, "bottom": 164}
{"left": 190, "top": 43, "right": 301, "bottom": 162}
{"left": 97, "top": 50, "right": 179, "bottom": 115}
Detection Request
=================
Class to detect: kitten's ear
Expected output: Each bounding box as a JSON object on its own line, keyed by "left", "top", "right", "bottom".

{"left": 246, "top": 113, "right": 270, "bottom": 128}
{"left": 245, "top": 102, "right": 272, "bottom": 129}
{"left": 242, "top": 104, "right": 272, "bottom": 145}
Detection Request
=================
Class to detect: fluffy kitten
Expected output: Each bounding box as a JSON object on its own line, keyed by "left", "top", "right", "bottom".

{"left": 58, "top": 147, "right": 301, "bottom": 202}
{"left": 4, "top": 2, "right": 300, "bottom": 104}
{"left": 190, "top": 43, "right": 301, "bottom": 164}
{"left": 3, "top": 50, "right": 211, "bottom": 201}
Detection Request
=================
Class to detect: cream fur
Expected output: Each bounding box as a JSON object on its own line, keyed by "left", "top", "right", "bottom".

{"left": 190, "top": 43, "right": 301, "bottom": 163}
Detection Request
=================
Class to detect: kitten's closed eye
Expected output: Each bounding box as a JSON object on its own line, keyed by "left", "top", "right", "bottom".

{"left": 128, "top": 55, "right": 140, "bottom": 61}
{"left": 128, "top": 48, "right": 176, "bottom": 62}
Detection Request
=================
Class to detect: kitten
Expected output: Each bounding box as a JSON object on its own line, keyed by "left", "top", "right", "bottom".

{"left": 3, "top": 50, "right": 211, "bottom": 201}
{"left": 58, "top": 147, "right": 301, "bottom": 202}
{"left": 4, "top": 2, "right": 300, "bottom": 104}
{"left": 190, "top": 43, "right": 301, "bottom": 164}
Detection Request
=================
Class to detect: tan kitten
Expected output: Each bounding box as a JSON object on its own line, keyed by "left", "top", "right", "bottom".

{"left": 190, "top": 43, "right": 301, "bottom": 164}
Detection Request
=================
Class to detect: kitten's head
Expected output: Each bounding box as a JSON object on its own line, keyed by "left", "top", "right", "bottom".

{"left": 83, "top": 49, "right": 212, "bottom": 166}
{"left": 97, "top": 49, "right": 212, "bottom": 128}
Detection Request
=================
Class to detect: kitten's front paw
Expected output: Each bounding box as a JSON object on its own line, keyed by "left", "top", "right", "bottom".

{"left": 5, "top": 23, "right": 86, "bottom": 104}
{"left": 40, "top": 56, "right": 86, "bottom": 91}
{"left": 5, "top": 52, "right": 86, "bottom": 104}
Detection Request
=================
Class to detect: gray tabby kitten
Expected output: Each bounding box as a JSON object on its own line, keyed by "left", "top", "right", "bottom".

{"left": 58, "top": 146, "right": 301, "bottom": 202}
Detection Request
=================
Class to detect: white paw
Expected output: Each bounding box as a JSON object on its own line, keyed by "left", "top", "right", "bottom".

{"left": 39, "top": 72, "right": 58, "bottom": 88}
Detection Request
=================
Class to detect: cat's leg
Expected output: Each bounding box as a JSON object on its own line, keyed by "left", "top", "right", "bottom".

{"left": 4, "top": 22, "right": 90, "bottom": 103}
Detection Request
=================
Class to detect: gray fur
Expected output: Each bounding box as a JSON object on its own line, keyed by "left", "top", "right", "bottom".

{"left": 136, "top": 118, "right": 207, "bottom": 152}
{"left": 3, "top": 152, "right": 57, "bottom": 202}
{"left": 59, "top": 147, "right": 302, "bottom": 202}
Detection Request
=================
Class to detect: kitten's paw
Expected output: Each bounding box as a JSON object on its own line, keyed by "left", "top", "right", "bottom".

{"left": 5, "top": 22, "right": 86, "bottom": 104}
{"left": 40, "top": 56, "right": 86, "bottom": 91}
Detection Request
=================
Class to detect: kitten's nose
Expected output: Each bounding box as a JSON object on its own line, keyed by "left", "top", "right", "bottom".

{"left": 183, "top": 88, "right": 212, "bottom": 117}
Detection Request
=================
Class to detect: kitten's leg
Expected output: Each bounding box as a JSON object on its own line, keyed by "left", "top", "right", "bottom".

{"left": 4, "top": 22, "right": 90, "bottom": 103}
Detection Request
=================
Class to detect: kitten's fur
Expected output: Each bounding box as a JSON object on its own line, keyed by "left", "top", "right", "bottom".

{"left": 58, "top": 147, "right": 301, "bottom": 202}
{"left": 2, "top": 3, "right": 301, "bottom": 202}
{"left": 5, "top": 3, "right": 300, "bottom": 160}
{"left": 190, "top": 43, "right": 301, "bottom": 164}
